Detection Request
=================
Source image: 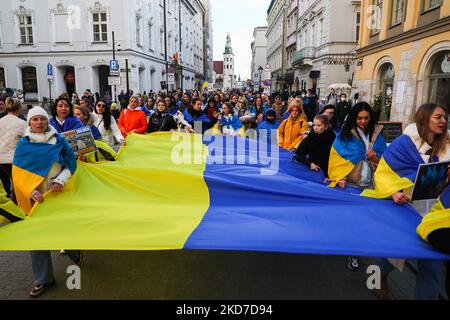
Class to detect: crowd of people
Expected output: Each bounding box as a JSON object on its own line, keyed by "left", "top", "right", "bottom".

{"left": 0, "top": 87, "right": 449, "bottom": 299}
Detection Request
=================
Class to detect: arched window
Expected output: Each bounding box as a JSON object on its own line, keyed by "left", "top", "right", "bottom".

{"left": 427, "top": 51, "right": 450, "bottom": 111}
{"left": 377, "top": 63, "right": 395, "bottom": 121}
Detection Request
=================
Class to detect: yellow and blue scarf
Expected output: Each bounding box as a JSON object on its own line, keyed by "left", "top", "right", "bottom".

{"left": 328, "top": 132, "right": 386, "bottom": 187}
{"left": 12, "top": 135, "right": 77, "bottom": 214}
{"left": 361, "top": 135, "right": 439, "bottom": 199}
{"left": 417, "top": 186, "right": 450, "bottom": 243}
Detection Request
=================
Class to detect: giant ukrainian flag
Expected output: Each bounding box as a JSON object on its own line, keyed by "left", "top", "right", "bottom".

{"left": 0, "top": 133, "right": 449, "bottom": 260}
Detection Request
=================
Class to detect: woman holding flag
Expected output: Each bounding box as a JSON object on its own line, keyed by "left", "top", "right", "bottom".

{"left": 361, "top": 103, "right": 450, "bottom": 300}
{"left": 218, "top": 102, "right": 242, "bottom": 136}
{"left": 328, "top": 102, "right": 386, "bottom": 190}
{"left": 328, "top": 102, "right": 387, "bottom": 271}
{"left": 12, "top": 107, "right": 81, "bottom": 297}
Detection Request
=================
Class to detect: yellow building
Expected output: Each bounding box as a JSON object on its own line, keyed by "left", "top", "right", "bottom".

{"left": 355, "top": 0, "right": 450, "bottom": 123}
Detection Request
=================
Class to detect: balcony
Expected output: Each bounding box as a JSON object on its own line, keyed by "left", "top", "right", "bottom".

{"left": 287, "top": 34, "right": 297, "bottom": 48}
{"left": 292, "top": 47, "right": 315, "bottom": 66}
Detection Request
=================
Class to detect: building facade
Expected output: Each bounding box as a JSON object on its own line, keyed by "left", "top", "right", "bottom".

{"left": 285, "top": 0, "right": 298, "bottom": 91}
{"left": 355, "top": 0, "right": 450, "bottom": 124}
{"left": 223, "top": 33, "right": 235, "bottom": 90}
{"left": 291, "top": 0, "right": 361, "bottom": 98}
{"left": 267, "top": 0, "right": 288, "bottom": 92}
{"left": 212, "top": 60, "right": 223, "bottom": 89}
{"left": 0, "top": 0, "right": 212, "bottom": 103}
{"left": 250, "top": 26, "right": 269, "bottom": 91}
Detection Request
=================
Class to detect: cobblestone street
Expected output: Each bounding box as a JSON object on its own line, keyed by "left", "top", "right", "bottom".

{"left": 2, "top": 250, "right": 443, "bottom": 300}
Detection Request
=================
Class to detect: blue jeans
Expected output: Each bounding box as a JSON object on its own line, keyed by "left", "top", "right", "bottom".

{"left": 379, "top": 258, "right": 444, "bottom": 300}
{"left": 30, "top": 250, "right": 81, "bottom": 285}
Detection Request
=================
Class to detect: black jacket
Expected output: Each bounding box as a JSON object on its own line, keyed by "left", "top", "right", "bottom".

{"left": 295, "top": 129, "right": 336, "bottom": 178}
{"left": 336, "top": 101, "right": 352, "bottom": 127}
{"left": 146, "top": 111, "right": 178, "bottom": 133}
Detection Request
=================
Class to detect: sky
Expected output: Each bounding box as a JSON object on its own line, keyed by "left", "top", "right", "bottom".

{"left": 211, "top": 0, "right": 270, "bottom": 81}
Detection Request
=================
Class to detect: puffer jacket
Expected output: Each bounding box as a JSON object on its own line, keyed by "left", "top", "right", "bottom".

{"left": 278, "top": 114, "right": 309, "bottom": 151}
{"left": 0, "top": 115, "right": 26, "bottom": 164}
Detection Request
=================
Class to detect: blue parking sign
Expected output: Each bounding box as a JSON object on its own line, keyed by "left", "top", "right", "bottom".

{"left": 110, "top": 60, "right": 119, "bottom": 71}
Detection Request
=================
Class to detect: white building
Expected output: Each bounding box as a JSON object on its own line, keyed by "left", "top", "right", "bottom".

{"left": 285, "top": 0, "right": 298, "bottom": 91}
{"left": 0, "top": 0, "right": 212, "bottom": 103}
{"left": 291, "top": 0, "right": 361, "bottom": 98}
{"left": 266, "top": 0, "right": 288, "bottom": 92}
{"left": 250, "top": 26, "right": 269, "bottom": 92}
{"left": 202, "top": 0, "right": 214, "bottom": 85}
{"left": 222, "top": 33, "right": 235, "bottom": 90}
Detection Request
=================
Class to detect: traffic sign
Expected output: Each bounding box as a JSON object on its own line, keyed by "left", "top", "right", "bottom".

{"left": 110, "top": 60, "right": 119, "bottom": 76}
{"left": 108, "top": 77, "right": 121, "bottom": 86}
{"left": 47, "top": 63, "right": 54, "bottom": 80}
{"left": 110, "top": 60, "right": 119, "bottom": 71}
{"left": 167, "top": 73, "right": 175, "bottom": 85}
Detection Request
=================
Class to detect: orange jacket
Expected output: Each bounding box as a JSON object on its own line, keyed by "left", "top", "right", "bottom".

{"left": 118, "top": 108, "right": 148, "bottom": 137}
{"left": 278, "top": 114, "right": 309, "bottom": 150}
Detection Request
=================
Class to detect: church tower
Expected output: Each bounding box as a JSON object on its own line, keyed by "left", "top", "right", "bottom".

{"left": 223, "top": 33, "right": 235, "bottom": 90}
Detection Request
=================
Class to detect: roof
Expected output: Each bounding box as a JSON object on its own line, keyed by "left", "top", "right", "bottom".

{"left": 213, "top": 61, "right": 224, "bottom": 74}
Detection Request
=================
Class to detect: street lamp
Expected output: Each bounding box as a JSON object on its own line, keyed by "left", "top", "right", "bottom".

{"left": 258, "top": 66, "right": 263, "bottom": 93}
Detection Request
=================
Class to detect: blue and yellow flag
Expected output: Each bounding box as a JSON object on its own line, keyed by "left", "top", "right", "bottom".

{"left": 417, "top": 186, "right": 450, "bottom": 242}
{"left": 0, "top": 133, "right": 449, "bottom": 260}
{"left": 328, "top": 132, "right": 386, "bottom": 187}
{"left": 86, "top": 139, "right": 118, "bottom": 163}
{"left": 0, "top": 181, "right": 25, "bottom": 224}
{"left": 12, "top": 135, "right": 77, "bottom": 214}
{"left": 361, "top": 135, "right": 428, "bottom": 199}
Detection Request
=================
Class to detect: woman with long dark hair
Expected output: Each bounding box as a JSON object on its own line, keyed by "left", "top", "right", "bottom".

{"left": 94, "top": 99, "right": 125, "bottom": 148}
{"left": 329, "top": 102, "right": 386, "bottom": 190}
{"left": 183, "top": 98, "right": 211, "bottom": 134}
{"left": 328, "top": 102, "right": 387, "bottom": 272}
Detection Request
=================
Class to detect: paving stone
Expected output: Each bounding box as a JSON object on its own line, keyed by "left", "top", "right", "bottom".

{"left": 0, "top": 250, "right": 444, "bottom": 300}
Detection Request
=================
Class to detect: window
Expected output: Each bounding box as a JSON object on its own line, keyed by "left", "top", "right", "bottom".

{"left": 370, "top": 0, "right": 383, "bottom": 35}
{"left": 136, "top": 16, "right": 142, "bottom": 47}
{"left": 148, "top": 21, "right": 154, "bottom": 51}
{"left": 21, "top": 67, "right": 38, "bottom": 101}
{"left": 318, "top": 18, "right": 323, "bottom": 46}
{"left": 422, "top": 0, "right": 442, "bottom": 11}
{"left": 19, "top": 15, "right": 33, "bottom": 44}
{"left": 54, "top": 14, "right": 70, "bottom": 43}
{"left": 0, "top": 68, "right": 5, "bottom": 87}
{"left": 355, "top": 12, "right": 361, "bottom": 41}
{"left": 93, "top": 12, "right": 108, "bottom": 42}
{"left": 391, "top": 0, "right": 405, "bottom": 25}
{"left": 160, "top": 29, "right": 165, "bottom": 55}
{"left": 427, "top": 51, "right": 450, "bottom": 112}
